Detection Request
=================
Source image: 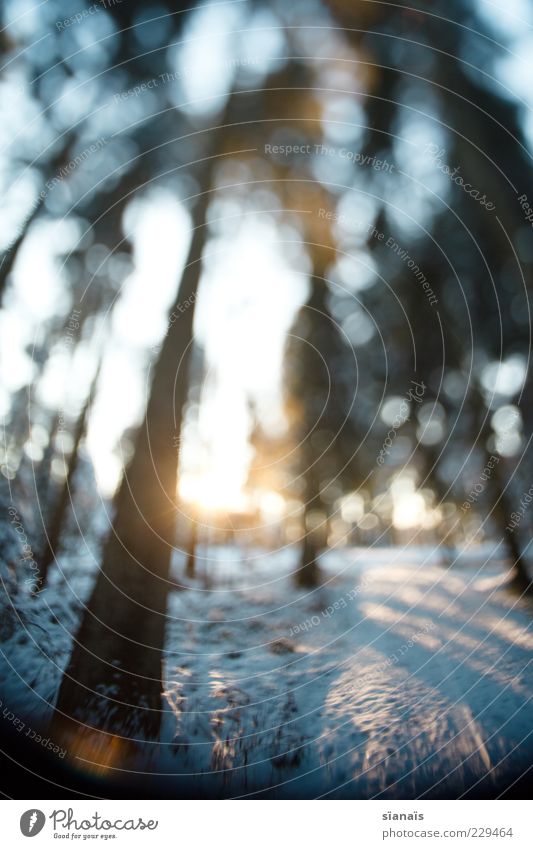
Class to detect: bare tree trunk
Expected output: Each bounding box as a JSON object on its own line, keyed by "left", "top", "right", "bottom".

{"left": 49, "top": 144, "right": 220, "bottom": 759}
{"left": 0, "top": 195, "right": 44, "bottom": 305}
{"left": 293, "top": 274, "right": 339, "bottom": 587}
{"left": 490, "top": 460, "right": 531, "bottom": 592}
{"left": 185, "top": 507, "right": 199, "bottom": 579}
{"left": 37, "top": 366, "right": 101, "bottom": 588}
{"left": 35, "top": 409, "right": 62, "bottom": 510}
{"left": 297, "top": 462, "right": 323, "bottom": 587}
{"left": 465, "top": 387, "right": 531, "bottom": 591}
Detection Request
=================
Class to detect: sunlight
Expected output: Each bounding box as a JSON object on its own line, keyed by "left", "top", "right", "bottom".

{"left": 390, "top": 475, "right": 425, "bottom": 530}
{"left": 179, "top": 471, "right": 249, "bottom": 513}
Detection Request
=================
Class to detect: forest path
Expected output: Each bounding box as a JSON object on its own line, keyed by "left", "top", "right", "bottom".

{"left": 160, "top": 545, "right": 533, "bottom": 798}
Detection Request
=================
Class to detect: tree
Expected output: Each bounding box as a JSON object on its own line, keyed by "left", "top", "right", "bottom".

{"left": 37, "top": 362, "right": 101, "bottom": 587}
{"left": 51, "top": 85, "right": 247, "bottom": 752}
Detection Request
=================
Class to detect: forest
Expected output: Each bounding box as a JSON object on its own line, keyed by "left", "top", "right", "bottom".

{"left": 0, "top": 0, "right": 532, "bottom": 800}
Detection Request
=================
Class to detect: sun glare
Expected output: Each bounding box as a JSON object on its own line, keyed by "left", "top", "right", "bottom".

{"left": 178, "top": 472, "right": 249, "bottom": 513}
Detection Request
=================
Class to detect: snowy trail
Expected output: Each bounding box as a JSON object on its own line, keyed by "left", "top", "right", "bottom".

{"left": 1, "top": 545, "right": 531, "bottom": 798}
{"left": 159, "top": 546, "right": 533, "bottom": 798}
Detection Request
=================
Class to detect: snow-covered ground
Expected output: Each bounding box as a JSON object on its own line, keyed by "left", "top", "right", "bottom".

{"left": 1, "top": 544, "right": 532, "bottom": 798}
{"left": 161, "top": 544, "right": 533, "bottom": 798}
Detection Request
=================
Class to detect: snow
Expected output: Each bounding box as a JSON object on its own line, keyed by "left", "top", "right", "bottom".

{"left": 1, "top": 542, "right": 532, "bottom": 798}
{"left": 158, "top": 544, "right": 533, "bottom": 798}
{"left": 0, "top": 549, "right": 96, "bottom": 726}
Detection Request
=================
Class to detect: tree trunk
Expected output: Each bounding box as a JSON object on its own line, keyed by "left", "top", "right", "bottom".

{"left": 38, "top": 367, "right": 101, "bottom": 588}
{"left": 0, "top": 195, "right": 44, "bottom": 305}
{"left": 50, "top": 151, "right": 217, "bottom": 760}
{"left": 297, "top": 448, "right": 323, "bottom": 587}
{"left": 185, "top": 508, "right": 199, "bottom": 579}
{"left": 490, "top": 460, "right": 531, "bottom": 592}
